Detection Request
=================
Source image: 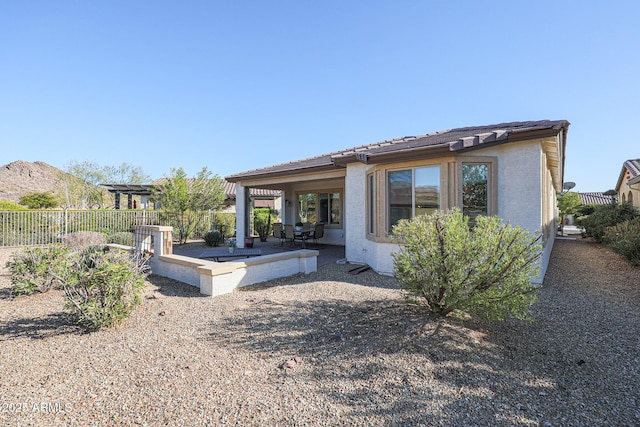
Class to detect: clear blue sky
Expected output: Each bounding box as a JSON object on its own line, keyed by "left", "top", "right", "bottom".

{"left": 1, "top": 1, "right": 638, "bottom": 192}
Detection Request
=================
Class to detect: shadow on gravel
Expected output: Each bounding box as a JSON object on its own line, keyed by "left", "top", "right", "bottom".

{"left": 206, "top": 293, "right": 549, "bottom": 426}
{"left": 146, "top": 274, "right": 207, "bottom": 298}
{"left": 0, "top": 312, "right": 87, "bottom": 340}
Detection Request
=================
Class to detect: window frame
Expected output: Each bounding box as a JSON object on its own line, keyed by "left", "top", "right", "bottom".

{"left": 365, "top": 156, "right": 497, "bottom": 243}
{"left": 295, "top": 189, "right": 343, "bottom": 228}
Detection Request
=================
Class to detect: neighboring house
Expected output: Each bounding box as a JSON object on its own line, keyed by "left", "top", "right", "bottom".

{"left": 614, "top": 159, "right": 640, "bottom": 209}
{"left": 226, "top": 119, "right": 570, "bottom": 282}
{"left": 103, "top": 181, "right": 281, "bottom": 215}
{"left": 579, "top": 192, "right": 614, "bottom": 205}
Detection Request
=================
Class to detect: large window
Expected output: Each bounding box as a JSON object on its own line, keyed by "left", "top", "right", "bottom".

{"left": 462, "top": 163, "right": 489, "bottom": 222}
{"left": 387, "top": 166, "right": 440, "bottom": 232}
{"left": 297, "top": 191, "right": 342, "bottom": 226}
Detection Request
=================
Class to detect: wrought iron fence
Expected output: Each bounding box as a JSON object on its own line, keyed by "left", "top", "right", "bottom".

{"left": 0, "top": 210, "right": 226, "bottom": 247}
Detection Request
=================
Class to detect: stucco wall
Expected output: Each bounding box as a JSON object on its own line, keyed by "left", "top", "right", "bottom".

{"left": 344, "top": 141, "right": 554, "bottom": 280}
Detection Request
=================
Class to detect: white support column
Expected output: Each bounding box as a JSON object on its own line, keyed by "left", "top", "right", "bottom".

{"left": 236, "top": 184, "right": 247, "bottom": 248}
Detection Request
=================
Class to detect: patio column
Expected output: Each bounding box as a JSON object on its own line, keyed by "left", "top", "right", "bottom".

{"left": 236, "top": 184, "right": 249, "bottom": 248}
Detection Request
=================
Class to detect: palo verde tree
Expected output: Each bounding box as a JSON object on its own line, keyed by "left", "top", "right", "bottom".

{"left": 61, "top": 160, "right": 109, "bottom": 209}
{"left": 153, "top": 167, "right": 226, "bottom": 244}
{"left": 392, "top": 208, "right": 542, "bottom": 321}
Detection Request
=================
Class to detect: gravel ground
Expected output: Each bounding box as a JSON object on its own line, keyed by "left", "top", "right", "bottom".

{"left": 0, "top": 238, "right": 638, "bottom": 426}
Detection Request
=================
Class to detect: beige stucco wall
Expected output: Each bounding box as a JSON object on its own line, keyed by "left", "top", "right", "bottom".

{"left": 344, "top": 139, "right": 557, "bottom": 282}
{"left": 619, "top": 177, "right": 640, "bottom": 209}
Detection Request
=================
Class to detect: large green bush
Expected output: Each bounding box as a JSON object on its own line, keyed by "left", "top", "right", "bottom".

{"left": 577, "top": 202, "right": 638, "bottom": 242}
{"left": 603, "top": 217, "right": 640, "bottom": 266}
{"left": 63, "top": 248, "right": 149, "bottom": 329}
{"left": 6, "top": 245, "right": 70, "bottom": 296}
{"left": 392, "top": 209, "right": 541, "bottom": 321}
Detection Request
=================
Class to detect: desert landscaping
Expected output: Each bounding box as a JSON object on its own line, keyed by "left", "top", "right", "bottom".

{"left": 1, "top": 238, "right": 638, "bottom": 426}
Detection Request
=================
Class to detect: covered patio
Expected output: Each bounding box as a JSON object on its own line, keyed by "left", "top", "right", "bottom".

{"left": 173, "top": 236, "right": 346, "bottom": 268}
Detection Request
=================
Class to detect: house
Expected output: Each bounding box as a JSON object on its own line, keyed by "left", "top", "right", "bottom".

{"left": 226, "top": 119, "right": 570, "bottom": 282}
{"left": 104, "top": 180, "right": 282, "bottom": 214}
{"left": 578, "top": 192, "right": 614, "bottom": 205}
{"left": 614, "top": 159, "right": 640, "bottom": 209}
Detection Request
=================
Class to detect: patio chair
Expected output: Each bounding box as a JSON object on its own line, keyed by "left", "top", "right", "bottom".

{"left": 283, "top": 224, "right": 299, "bottom": 247}
{"left": 272, "top": 222, "right": 284, "bottom": 246}
{"left": 310, "top": 223, "right": 324, "bottom": 245}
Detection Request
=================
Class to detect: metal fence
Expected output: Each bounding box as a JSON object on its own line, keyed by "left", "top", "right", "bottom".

{"left": 0, "top": 210, "right": 223, "bottom": 247}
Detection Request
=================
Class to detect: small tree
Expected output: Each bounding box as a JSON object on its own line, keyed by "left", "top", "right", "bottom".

{"left": 19, "top": 191, "right": 59, "bottom": 209}
{"left": 556, "top": 191, "right": 581, "bottom": 232}
{"left": 153, "top": 167, "right": 226, "bottom": 244}
{"left": 392, "top": 209, "right": 541, "bottom": 321}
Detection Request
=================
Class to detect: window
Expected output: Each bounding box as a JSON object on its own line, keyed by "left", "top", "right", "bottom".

{"left": 367, "top": 174, "right": 375, "bottom": 235}
{"left": 297, "top": 191, "right": 342, "bottom": 226}
{"left": 462, "top": 163, "right": 489, "bottom": 223}
{"left": 387, "top": 166, "right": 440, "bottom": 232}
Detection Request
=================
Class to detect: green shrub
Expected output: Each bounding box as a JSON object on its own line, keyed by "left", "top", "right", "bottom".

{"left": 253, "top": 207, "right": 274, "bottom": 242}
{"left": 107, "top": 231, "right": 135, "bottom": 247}
{"left": 63, "top": 248, "right": 149, "bottom": 329}
{"left": 0, "top": 200, "right": 27, "bottom": 210}
{"left": 392, "top": 209, "right": 541, "bottom": 321}
{"left": 5, "top": 246, "right": 70, "bottom": 296}
{"left": 578, "top": 202, "right": 638, "bottom": 242}
{"left": 603, "top": 217, "right": 640, "bottom": 266}
{"left": 203, "top": 230, "right": 223, "bottom": 247}
{"left": 213, "top": 212, "right": 235, "bottom": 240}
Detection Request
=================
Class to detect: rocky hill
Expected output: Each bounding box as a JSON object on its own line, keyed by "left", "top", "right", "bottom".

{"left": 0, "top": 160, "right": 69, "bottom": 204}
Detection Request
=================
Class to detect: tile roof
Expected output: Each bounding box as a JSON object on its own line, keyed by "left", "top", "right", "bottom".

{"left": 615, "top": 158, "right": 640, "bottom": 190}
{"left": 579, "top": 192, "right": 614, "bottom": 205}
{"left": 226, "top": 119, "right": 569, "bottom": 180}
{"left": 151, "top": 178, "right": 280, "bottom": 198}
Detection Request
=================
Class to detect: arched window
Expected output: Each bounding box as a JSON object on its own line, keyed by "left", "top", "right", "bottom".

{"left": 629, "top": 191, "right": 634, "bottom": 204}
{"left": 622, "top": 193, "right": 627, "bottom": 203}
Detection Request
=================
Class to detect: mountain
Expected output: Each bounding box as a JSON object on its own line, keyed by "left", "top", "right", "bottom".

{"left": 0, "top": 160, "right": 69, "bottom": 204}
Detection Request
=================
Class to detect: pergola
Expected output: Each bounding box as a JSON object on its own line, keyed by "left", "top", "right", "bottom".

{"left": 102, "top": 184, "right": 157, "bottom": 209}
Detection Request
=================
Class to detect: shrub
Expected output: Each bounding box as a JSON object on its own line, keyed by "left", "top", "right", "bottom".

{"left": 63, "top": 248, "right": 149, "bottom": 329}
{"left": 0, "top": 200, "right": 27, "bottom": 210}
{"left": 253, "top": 208, "right": 274, "bottom": 242}
{"left": 203, "top": 230, "right": 223, "bottom": 247}
{"left": 107, "top": 231, "right": 135, "bottom": 247}
{"left": 392, "top": 209, "right": 541, "bottom": 321}
{"left": 62, "top": 231, "right": 107, "bottom": 251}
{"left": 6, "top": 245, "right": 70, "bottom": 296}
{"left": 603, "top": 217, "right": 640, "bottom": 266}
{"left": 578, "top": 202, "right": 638, "bottom": 242}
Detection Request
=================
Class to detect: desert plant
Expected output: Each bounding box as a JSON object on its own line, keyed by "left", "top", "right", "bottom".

{"left": 253, "top": 208, "right": 274, "bottom": 242}
{"left": 204, "top": 230, "right": 223, "bottom": 247}
{"left": 106, "top": 231, "right": 135, "bottom": 247}
{"left": 19, "top": 191, "right": 59, "bottom": 209}
{"left": 578, "top": 202, "right": 638, "bottom": 242}
{"left": 0, "top": 200, "right": 27, "bottom": 210}
{"left": 63, "top": 248, "right": 149, "bottom": 329}
{"left": 213, "top": 212, "right": 235, "bottom": 240}
{"left": 603, "top": 217, "right": 640, "bottom": 266}
{"left": 392, "top": 209, "right": 542, "bottom": 321}
{"left": 6, "top": 245, "right": 70, "bottom": 296}
{"left": 62, "top": 231, "right": 107, "bottom": 251}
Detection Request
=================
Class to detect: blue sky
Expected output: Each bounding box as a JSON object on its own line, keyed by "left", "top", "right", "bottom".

{"left": 1, "top": 1, "right": 638, "bottom": 192}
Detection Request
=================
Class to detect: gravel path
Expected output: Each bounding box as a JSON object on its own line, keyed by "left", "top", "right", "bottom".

{"left": 0, "top": 238, "right": 638, "bottom": 426}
